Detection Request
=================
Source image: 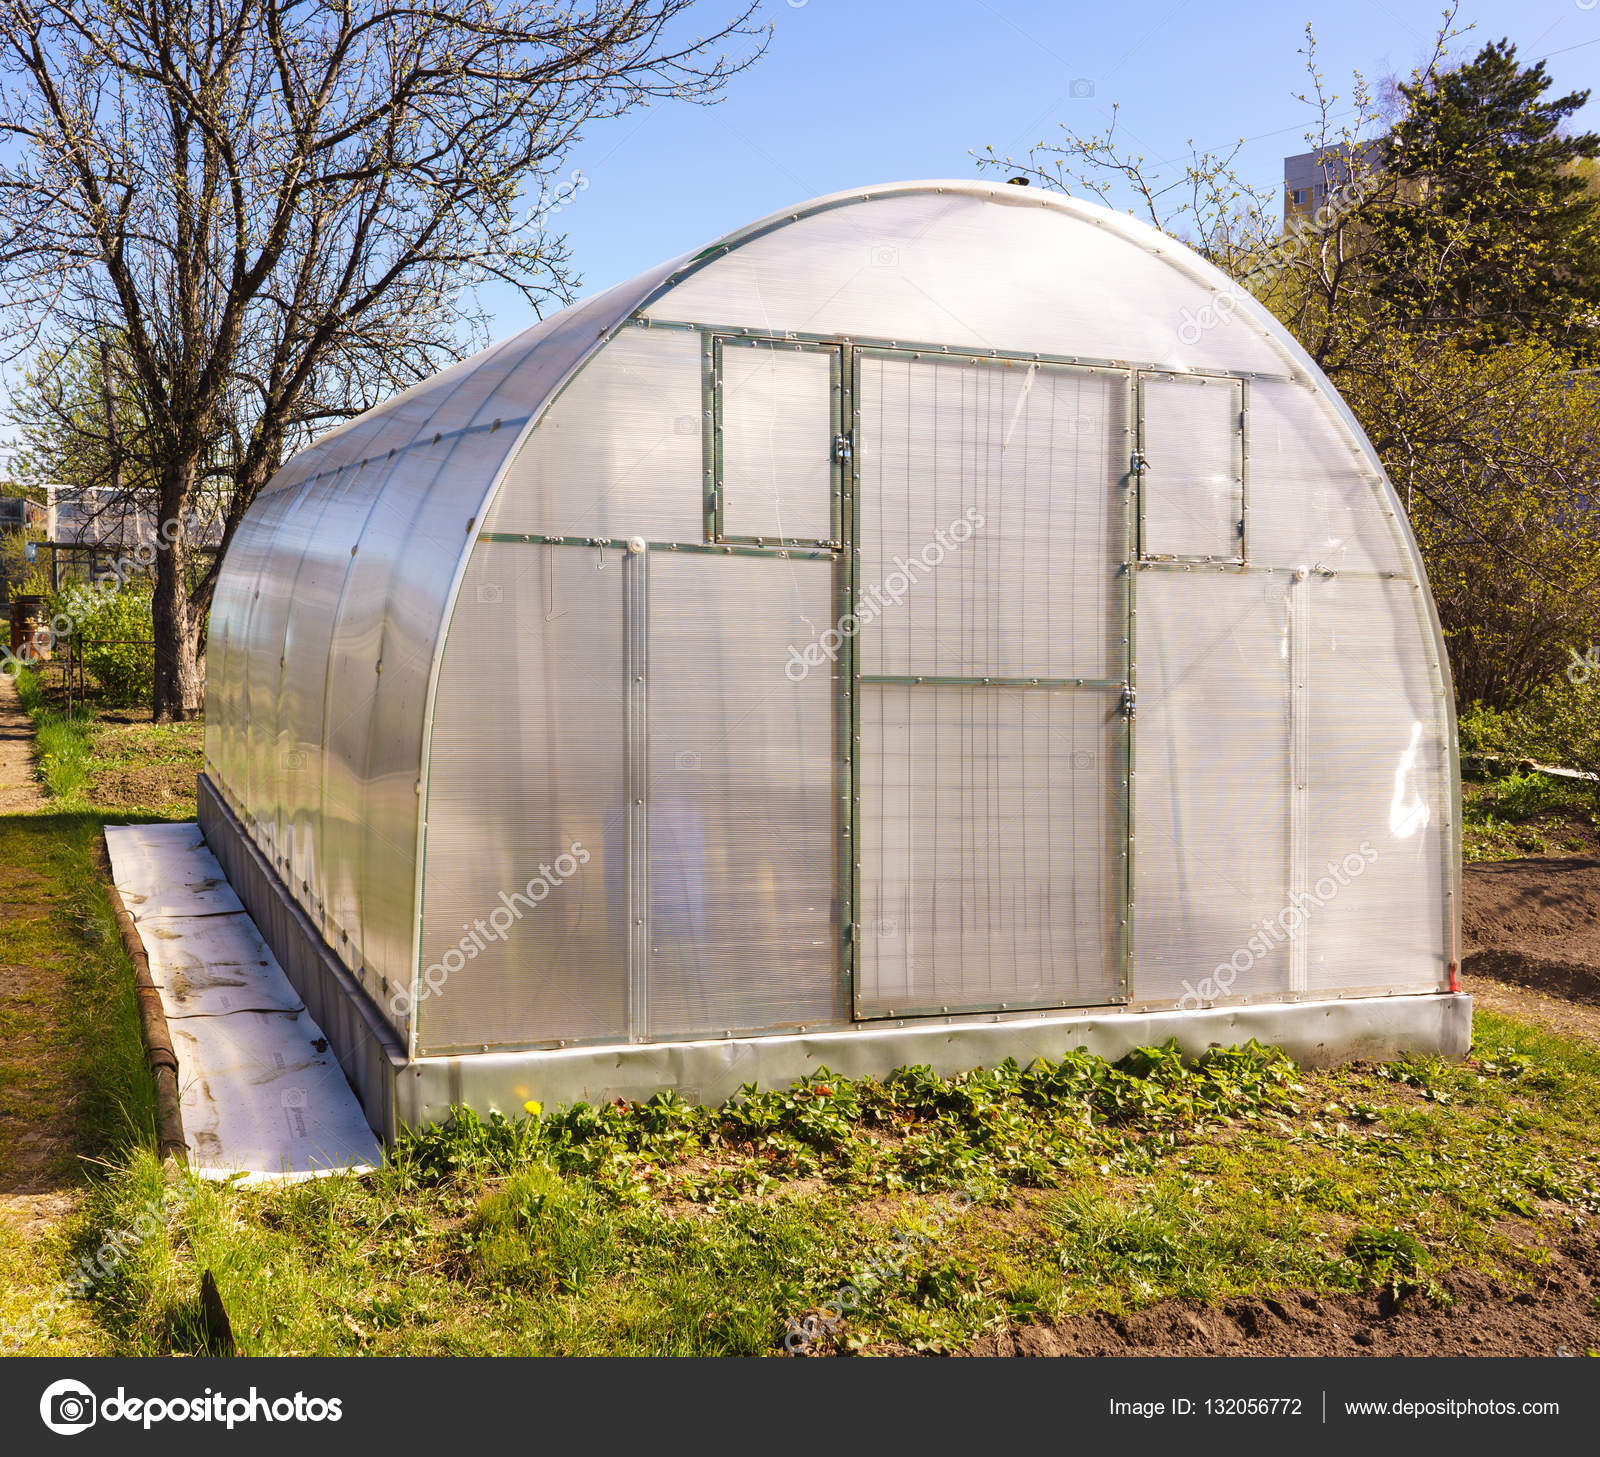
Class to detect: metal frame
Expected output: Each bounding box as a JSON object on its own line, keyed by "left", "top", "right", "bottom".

{"left": 639, "top": 314, "right": 1297, "bottom": 388}
{"left": 708, "top": 334, "right": 844, "bottom": 549}
{"left": 1135, "top": 371, "right": 1246, "bottom": 566}
{"left": 847, "top": 345, "right": 1134, "bottom": 1020}
{"left": 208, "top": 180, "right": 1459, "bottom": 1080}
{"left": 623, "top": 544, "right": 650, "bottom": 1040}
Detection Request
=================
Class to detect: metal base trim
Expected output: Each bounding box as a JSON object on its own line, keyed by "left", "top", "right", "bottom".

{"left": 399, "top": 992, "right": 1472, "bottom": 1130}
{"left": 197, "top": 773, "right": 405, "bottom": 1141}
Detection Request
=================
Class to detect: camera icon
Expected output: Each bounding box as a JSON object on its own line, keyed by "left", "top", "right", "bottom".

{"left": 40, "top": 1379, "right": 97, "bottom": 1434}
{"left": 674, "top": 415, "right": 698, "bottom": 436}
{"left": 1070, "top": 77, "right": 1095, "bottom": 99}
{"left": 281, "top": 1087, "right": 308, "bottom": 1109}
{"left": 868, "top": 243, "right": 899, "bottom": 270}
{"left": 676, "top": 750, "right": 701, "bottom": 771}
{"left": 476, "top": 582, "right": 504, "bottom": 604}
{"left": 1071, "top": 750, "right": 1095, "bottom": 769}
{"left": 285, "top": 749, "right": 306, "bottom": 770}
{"left": 875, "top": 918, "right": 898, "bottom": 939}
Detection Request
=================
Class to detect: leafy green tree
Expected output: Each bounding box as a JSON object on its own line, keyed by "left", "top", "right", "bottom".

{"left": 1343, "top": 334, "right": 1600, "bottom": 707}
{"left": 1370, "top": 40, "right": 1600, "bottom": 356}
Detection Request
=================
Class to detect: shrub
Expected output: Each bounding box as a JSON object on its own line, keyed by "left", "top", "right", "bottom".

{"left": 1459, "top": 678, "right": 1600, "bottom": 789}
{"left": 51, "top": 582, "right": 155, "bottom": 707}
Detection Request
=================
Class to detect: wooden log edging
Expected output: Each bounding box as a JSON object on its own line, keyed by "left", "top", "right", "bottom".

{"left": 103, "top": 849, "right": 188, "bottom": 1164}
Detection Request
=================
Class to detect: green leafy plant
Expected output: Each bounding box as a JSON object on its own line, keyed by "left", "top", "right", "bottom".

{"left": 51, "top": 583, "right": 154, "bottom": 707}
{"left": 1345, "top": 1225, "right": 1432, "bottom": 1305}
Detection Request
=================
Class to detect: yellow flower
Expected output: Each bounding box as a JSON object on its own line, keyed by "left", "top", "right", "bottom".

{"left": 523, "top": 1099, "right": 543, "bottom": 1116}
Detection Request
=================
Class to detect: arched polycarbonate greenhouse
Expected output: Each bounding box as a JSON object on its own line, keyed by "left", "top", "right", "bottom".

{"left": 200, "top": 180, "right": 1468, "bottom": 1139}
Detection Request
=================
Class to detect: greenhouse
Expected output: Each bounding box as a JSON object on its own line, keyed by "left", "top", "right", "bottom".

{"left": 200, "top": 180, "right": 1468, "bottom": 1139}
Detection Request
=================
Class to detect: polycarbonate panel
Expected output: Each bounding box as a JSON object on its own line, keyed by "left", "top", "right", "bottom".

{"left": 207, "top": 264, "right": 682, "bottom": 1051}
{"left": 718, "top": 341, "right": 835, "bottom": 542}
{"left": 275, "top": 472, "right": 371, "bottom": 913}
{"left": 358, "top": 428, "right": 502, "bottom": 1009}
{"left": 646, "top": 551, "right": 842, "bottom": 1037}
{"left": 646, "top": 189, "right": 1288, "bottom": 376}
{"left": 1133, "top": 571, "right": 1293, "bottom": 1005}
{"left": 1140, "top": 373, "right": 1243, "bottom": 561}
{"left": 319, "top": 436, "right": 452, "bottom": 1008}
{"left": 215, "top": 488, "right": 284, "bottom": 799}
{"left": 230, "top": 487, "right": 300, "bottom": 835}
{"left": 419, "top": 540, "right": 626, "bottom": 1054}
{"left": 245, "top": 479, "right": 324, "bottom": 868}
{"left": 1245, "top": 377, "right": 1409, "bottom": 576}
{"left": 858, "top": 684, "right": 1123, "bottom": 1015}
{"left": 858, "top": 354, "right": 1125, "bottom": 679}
{"left": 1300, "top": 576, "right": 1449, "bottom": 991}
{"left": 204, "top": 496, "right": 276, "bottom": 787}
{"left": 481, "top": 324, "right": 705, "bottom": 543}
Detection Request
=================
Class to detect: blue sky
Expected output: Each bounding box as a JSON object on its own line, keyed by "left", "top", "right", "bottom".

{"left": 486, "top": 0, "right": 1598, "bottom": 330}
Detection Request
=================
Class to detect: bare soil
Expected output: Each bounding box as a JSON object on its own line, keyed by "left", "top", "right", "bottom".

{"left": 961, "top": 1235, "right": 1600, "bottom": 1357}
{"left": 1460, "top": 856, "right": 1600, "bottom": 1007}
{"left": 0, "top": 671, "right": 42, "bottom": 814}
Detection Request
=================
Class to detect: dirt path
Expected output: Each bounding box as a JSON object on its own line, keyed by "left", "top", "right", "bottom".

{"left": 0, "top": 671, "right": 43, "bottom": 813}
{"left": 0, "top": 671, "right": 77, "bottom": 1219}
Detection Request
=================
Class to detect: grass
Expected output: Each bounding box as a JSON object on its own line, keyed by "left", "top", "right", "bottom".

{"left": 1462, "top": 768, "right": 1599, "bottom": 861}
{"left": 12, "top": 667, "right": 95, "bottom": 801}
{"left": 9, "top": 666, "right": 203, "bottom": 816}
{"left": 0, "top": 813, "right": 160, "bottom": 1355}
{"left": 36, "top": 1018, "right": 1599, "bottom": 1356}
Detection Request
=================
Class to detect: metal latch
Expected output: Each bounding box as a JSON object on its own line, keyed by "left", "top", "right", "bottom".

{"left": 1129, "top": 448, "right": 1148, "bottom": 477}
{"left": 1120, "top": 683, "right": 1137, "bottom": 718}
{"left": 833, "top": 433, "right": 853, "bottom": 464}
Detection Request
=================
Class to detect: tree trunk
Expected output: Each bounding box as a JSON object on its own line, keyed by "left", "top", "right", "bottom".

{"left": 151, "top": 455, "right": 205, "bottom": 723}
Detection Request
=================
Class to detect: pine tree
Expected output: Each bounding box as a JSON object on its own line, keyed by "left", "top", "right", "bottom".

{"left": 1371, "top": 40, "right": 1600, "bottom": 355}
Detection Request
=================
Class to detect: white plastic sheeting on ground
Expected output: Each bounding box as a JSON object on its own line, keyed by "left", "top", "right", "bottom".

{"left": 103, "top": 822, "right": 380, "bottom": 1184}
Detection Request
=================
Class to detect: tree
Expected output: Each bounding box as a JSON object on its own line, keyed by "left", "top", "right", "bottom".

{"left": 5, "top": 337, "right": 181, "bottom": 545}
{"left": 0, "top": 0, "right": 765, "bottom": 719}
{"left": 1370, "top": 40, "right": 1600, "bottom": 355}
{"left": 1344, "top": 334, "right": 1600, "bottom": 707}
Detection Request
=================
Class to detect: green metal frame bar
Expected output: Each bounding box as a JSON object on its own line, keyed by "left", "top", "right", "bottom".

{"left": 701, "top": 330, "right": 717, "bottom": 545}
{"left": 840, "top": 347, "right": 859, "bottom": 1012}
{"left": 1128, "top": 560, "right": 1405, "bottom": 581}
{"left": 1135, "top": 372, "right": 1247, "bottom": 567}
{"left": 623, "top": 548, "right": 650, "bottom": 1041}
{"left": 1240, "top": 377, "right": 1252, "bottom": 564}
{"left": 860, "top": 674, "right": 1123, "bottom": 689}
{"left": 1121, "top": 370, "right": 1139, "bottom": 1002}
{"left": 476, "top": 532, "right": 837, "bottom": 562}
{"left": 634, "top": 314, "right": 1298, "bottom": 386}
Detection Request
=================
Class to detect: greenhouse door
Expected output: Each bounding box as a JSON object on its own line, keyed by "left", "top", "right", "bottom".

{"left": 850, "top": 350, "right": 1131, "bottom": 1018}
